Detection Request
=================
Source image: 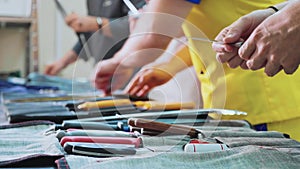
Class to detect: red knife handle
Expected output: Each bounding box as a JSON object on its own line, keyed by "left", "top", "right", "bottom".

{"left": 60, "top": 136, "right": 142, "bottom": 148}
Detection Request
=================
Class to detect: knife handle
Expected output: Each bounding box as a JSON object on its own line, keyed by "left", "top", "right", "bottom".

{"left": 62, "top": 121, "right": 119, "bottom": 130}
{"left": 128, "top": 118, "right": 199, "bottom": 138}
{"left": 134, "top": 101, "right": 195, "bottom": 110}
{"left": 56, "top": 129, "right": 135, "bottom": 141}
{"left": 184, "top": 143, "right": 229, "bottom": 153}
{"left": 64, "top": 142, "right": 137, "bottom": 156}
{"left": 77, "top": 99, "right": 131, "bottom": 110}
{"left": 60, "top": 136, "right": 143, "bottom": 148}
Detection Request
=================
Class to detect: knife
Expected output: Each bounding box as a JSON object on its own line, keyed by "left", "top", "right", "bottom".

{"left": 60, "top": 136, "right": 143, "bottom": 148}
{"left": 188, "top": 37, "right": 243, "bottom": 48}
{"left": 56, "top": 129, "right": 137, "bottom": 141}
{"left": 66, "top": 109, "right": 246, "bottom": 123}
{"left": 128, "top": 118, "right": 204, "bottom": 138}
{"left": 77, "top": 99, "right": 195, "bottom": 111}
{"left": 64, "top": 142, "right": 137, "bottom": 157}
{"left": 54, "top": 0, "right": 91, "bottom": 56}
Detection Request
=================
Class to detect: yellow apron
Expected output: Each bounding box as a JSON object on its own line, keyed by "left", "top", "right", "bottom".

{"left": 183, "top": 0, "right": 300, "bottom": 140}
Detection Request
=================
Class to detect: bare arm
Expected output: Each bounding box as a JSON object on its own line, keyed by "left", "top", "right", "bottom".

{"left": 112, "top": 0, "right": 194, "bottom": 68}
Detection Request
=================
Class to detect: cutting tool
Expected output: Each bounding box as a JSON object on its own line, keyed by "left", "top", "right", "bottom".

{"left": 188, "top": 37, "right": 243, "bottom": 48}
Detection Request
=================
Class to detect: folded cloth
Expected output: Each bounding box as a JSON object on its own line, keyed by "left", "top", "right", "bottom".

{"left": 60, "top": 123, "right": 300, "bottom": 169}
{"left": 0, "top": 121, "right": 65, "bottom": 167}
{"left": 64, "top": 145, "right": 300, "bottom": 169}
{"left": 215, "top": 137, "right": 300, "bottom": 148}
{"left": 55, "top": 157, "right": 69, "bottom": 169}
{"left": 27, "top": 72, "right": 95, "bottom": 93}
{"left": 0, "top": 79, "right": 59, "bottom": 93}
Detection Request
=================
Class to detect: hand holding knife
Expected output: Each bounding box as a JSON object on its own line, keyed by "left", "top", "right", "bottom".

{"left": 54, "top": 0, "right": 92, "bottom": 57}
{"left": 187, "top": 37, "right": 243, "bottom": 48}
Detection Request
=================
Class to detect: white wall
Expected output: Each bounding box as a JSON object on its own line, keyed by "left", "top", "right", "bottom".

{"left": 38, "top": 0, "right": 94, "bottom": 79}
{"left": 0, "top": 0, "right": 92, "bottom": 78}
{"left": 0, "top": 0, "right": 202, "bottom": 106}
{"left": 0, "top": 28, "right": 27, "bottom": 76}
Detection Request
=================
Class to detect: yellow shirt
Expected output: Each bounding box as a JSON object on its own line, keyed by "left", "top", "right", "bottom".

{"left": 183, "top": 0, "right": 300, "bottom": 125}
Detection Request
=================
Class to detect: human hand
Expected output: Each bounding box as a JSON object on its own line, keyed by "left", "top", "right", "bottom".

{"left": 92, "top": 58, "right": 134, "bottom": 95}
{"left": 125, "top": 65, "right": 173, "bottom": 97}
{"left": 65, "top": 13, "right": 99, "bottom": 32}
{"left": 44, "top": 62, "right": 64, "bottom": 76}
{"left": 44, "top": 50, "right": 77, "bottom": 76}
{"left": 238, "top": 5, "right": 300, "bottom": 76}
{"left": 212, "top": 9, "right": 276, "bottom": 69}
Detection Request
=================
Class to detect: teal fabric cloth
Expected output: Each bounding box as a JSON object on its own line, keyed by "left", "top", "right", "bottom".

{"left": 65, "top": 146, "right": 300, "bottom": 169}
{"left": 63, "top": 125, "right": 300, "bottom": 169}
{"left": 26, "top": 72, "right": 95, "bottom": 93}
{"left": 0, "top": 122, "right": 65, "bottom": 167}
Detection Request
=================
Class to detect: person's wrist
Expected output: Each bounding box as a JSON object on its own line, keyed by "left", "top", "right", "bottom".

{"left": 268, "top": 6, "right": 279, "bottom": 13}
{"left": 156, "top": 64, "right": 177, "bottom": 76}
{"left": 265, "top": 5, "right": 279, "bottom": 16}
{"left": 96, "top": 17, "right": 103, "bottom": 29}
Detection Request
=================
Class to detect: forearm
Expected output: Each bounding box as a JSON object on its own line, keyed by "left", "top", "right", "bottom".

{"left": 112, "top": 0, "right": 193, "bottom": 68}
{"left": 86, "top": 16, "right": 112, "bottom": 37}
{"left": 146, "top": 43, "right": 193, "bottom": 76}
{"left": 164, "top": 45, "right": 193, "bottom": 75}
{"left": 59, "top": 50, "right": 78, "bottom": 67}
{"left": 113, "top": 34, "right": 172, "bottom": 68}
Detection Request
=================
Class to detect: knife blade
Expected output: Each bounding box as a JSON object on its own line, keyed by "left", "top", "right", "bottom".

{"left": 188, "top": 37, "right": 243, "bottom": 48}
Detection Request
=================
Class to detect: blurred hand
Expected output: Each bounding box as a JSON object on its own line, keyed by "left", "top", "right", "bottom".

{"left": 44, "top": 62, "right": 65, "bottom": 76}
{"left": 65, "top": 13, "right": 99, "bottom": 32}
{"left": 212, "top": 9, "right": 276, "bottom": 69}
{"left": 238, "top": 4, "right": 300, "bottom": 76}
{"left": 44, "top": 50, "right": 77, "bottom": 76}
{"left": 125, "top": 66, "right": 173, "bottom": 97}
{"left": 93, "top": 58, "right": 134, "bottom": 95}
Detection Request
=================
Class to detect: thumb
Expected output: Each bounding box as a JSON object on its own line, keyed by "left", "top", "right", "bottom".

{"left": 223, "top": 19, "right": 250, "bottom": 43}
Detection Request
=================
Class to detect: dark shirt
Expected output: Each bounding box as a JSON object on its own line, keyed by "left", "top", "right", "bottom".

{"left": 72, "top": 0, "right": 145, "bottom": 63}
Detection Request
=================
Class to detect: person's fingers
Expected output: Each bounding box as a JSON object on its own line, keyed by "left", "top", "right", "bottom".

{"left": 283, "top": 64, "right": 299, "bottom": 75}
{"left": 213, "top": 28, "right": 236, "bottom": 53}
{"left": 129, "top": 85, "right": 144, "bottom": 96}
{"left": 93, "top": 76, "right": 111, "bottom": 90}
{"left": 45, "top": 66, "right": 59, "bottom": 76}
{"left": 238, "top": 39, "right": 256, "bottom": 60}
{"left": 94, "top": 77, "right": 111, "bottom": 96}
{"left": 223, "top": 30, "right": 241, "bottom": 44}
{"left": 216, "top": 46, "right": 239, "bottom": 63}
{"left": 240, "top": 61, "right": 249, "bottom": 69}
{"left": 94, "top": 80, "right": 109, "bottom": 90}
{"left": 65, "top": 13, "right": 78, "bottom": 25}
{"left": 223, "top": 16, "right": 252, "bottom": 44}
{"left": 126, "top": 69, "right": 157, "bottom": 97}
{"left": 212, "top": 43, "right": 226, "bottom": 53}
{"left": 104, "top": 85, "right": 112, "bottom": 96}
{"left": 128, "top": 76, "right": 147, "bottom": 96}
{"left": 227, "top": 55, "right": 244, "bottom": 68}
{"left": 246, "top": 57, "right": 267, "bottom": 71}
{"left": 264, "top": 61, "right": 282, "bottom": 77}
{"left": 49, "top": 69, "right": 58, "bottom": 76}
{"left": 124, "top": 77, "right": 140, "bottom": 94}
{"left": 279, "top": 56, "right": 300, "bottom": 75}
{"left": 69, "top": 20, "right": 81, "bottom": 32}
{"left": 44, "top": 66, "right": 52, "bottom": 75}
{"left": 136, "top": 85, "right": 151, "bottom": 97}
{"left": 216, "top": 52, "right": 234, "bottom": 63}
{"left": 245, "top": 43, "right": 270, "bottom": 70}
{"left": 212, "top": 43, "right": 234, "bottom": 53}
